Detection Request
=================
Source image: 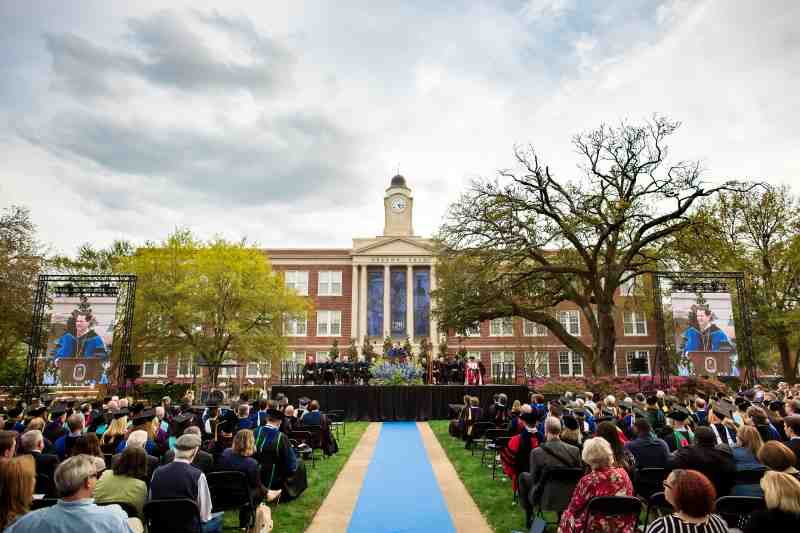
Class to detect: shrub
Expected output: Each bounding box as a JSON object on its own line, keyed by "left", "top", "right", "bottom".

{"left": 529, "top": 376, "right": 732, "bottom": 399}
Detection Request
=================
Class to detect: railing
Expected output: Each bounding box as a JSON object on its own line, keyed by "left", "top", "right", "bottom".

{"left": 280, "top": 361, "right": 304, "bottom": 384}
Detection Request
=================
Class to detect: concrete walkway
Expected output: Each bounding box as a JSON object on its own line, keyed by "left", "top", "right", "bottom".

{"left": 307, "top": 421, "right": 491, "bottom": 533}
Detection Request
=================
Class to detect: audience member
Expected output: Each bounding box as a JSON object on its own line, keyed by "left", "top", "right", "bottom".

{"left": 54, "top": 414, "right": 84, "bottom": 461}
{"left": 162, "top": 426, "right": 214, "bottom": 473}
{"left": 0, "top": 430, "right": 18, "bottom": 459}
{"left": 217, "top": 429, "right": 265, "bottom": 528}
{"left": 518, "top": 416, "right": 580, "bottom": 528}
{"left": 783, "top": 415, "right": 800, "bottom": 468}
{"left": 71, "top": 434, "right": 106, "bottom": 474}
{"left": 559, "top": 437, "right": 635, "bottom": 533}
{"left": 644, "top": 469, "right": 728, "bottom": 533}
{"left": 6, "top": 454, "right": 140, "bottom": 533}
{"left": 93, "top": 446, "right": 148, "bottom": 517}
{"left": 731, "top": 425, "right": 767, "bottom": 496}
{"left": 668, "top": 426, "right": 736, "bottom": 497}
{"left": 0, "top": 455, "right": 35, "bottom": 529}
{"left": 758, "top": 441, "right": 800, "bottom": 481}
{"left": 746, "top": 405, "right": 778, "bottom": 442}
{"left": 237, "top": 404, "right": 253, "bottom": 430}
{"left": 283, "top": 406, "right": 298, "bottom": 433}
{"left": 596, "top": 420, "right": 636, "bottom": 477}
{"left": 625, "top": 419, "right": 670, "bottom": 469}
{"left": 19, "top": 430, "right": 59, "bottom": 481}
{"left": 560, "top": 415, "right": 582, "bottom": 449}
{"left": 149, "top": 434, "right": 223, "bottom": 533}
{"left": 744, "top": 471, "right": 800, "bottom": 530}
{"left": 111, "top": 430, "right": 159, "bottom": 478}
{"left": 100, "top": 410, "right": 128, "bottom": 454}
{"left": 254, "top": 408, "right": 306, "bottom": 502}
{"left": 500, "top": 411, "right": 539, "bottom": 493}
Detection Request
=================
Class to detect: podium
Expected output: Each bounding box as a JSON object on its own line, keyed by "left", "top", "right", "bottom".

{"left": 688, "top": 351, "right": 732, "bottom": 376}
{"left": 57, "top": 358, "right": 107, "bottom": 386}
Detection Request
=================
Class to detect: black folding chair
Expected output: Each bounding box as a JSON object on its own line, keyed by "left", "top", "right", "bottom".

{"left": 533, "top": 467, "right": 585, "bottom": 524}
{"left": 327, "top": 410, "right": 346, "bottom": 437}
{"left": 635, "top": 467, "right": 668, "bottom": 500}
{"left": 491, "top": 437, "right": 512, "bottom": 480}
{"left": 31, "top": 497, "right": 59, "bottom": 510}
{"left": 480, "top": 429, "right": 508, "bottom": 467}
{"left": 581, "top": 496, "right": 642, "bottom": 533}
{"left": 644, "top": 491, "right": 673, "bottom": 526}
{"left": 715, "top": 495, "right": 766, "bottom": 530}
{"left": 207, "top": 470, "right": 256, "bottom": 529}
{"left": 143, "top": 498, "right": 202, "bottom": 533}
{"left": 289, "top": 430, "right": 316, "bottom": 468}
{"left": 96, "top": 500, "right": 140, "bottom": 519}
{"left": 299, "top": 424, "right": 325, "bottom": 461}
{"left": 734, "top": 468, "right": 766, "bottom": 486}
{"left": 35, "top": 473, "right": 56, "bottom": 498}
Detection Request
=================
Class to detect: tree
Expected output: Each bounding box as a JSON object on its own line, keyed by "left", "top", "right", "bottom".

{"left": 436, "top": 116, "right": 744, "bottom": 375}
{"left": 328, "top": 339, "right": 340, "bottom": 361}
{"left": 49, "top": 240, "right": 135, "bottom": 273}
{"left": 0, "top": 206, "right": 41, "bottom": 365}
{"left": 347, "top": 338, "right": 358, "bottom": 360}
{"left": 118, "top": 230, "right": 310, "bottom": 386}
{"left": 677, "top": 185, "right": 800, "bottom": 381}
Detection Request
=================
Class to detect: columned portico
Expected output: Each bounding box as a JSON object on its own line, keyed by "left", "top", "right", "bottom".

{"left": 406, "top": 265, "right": 414, "bottom": 340}
{"left": 383, "top": 265, "right": 391, "bottom": 337}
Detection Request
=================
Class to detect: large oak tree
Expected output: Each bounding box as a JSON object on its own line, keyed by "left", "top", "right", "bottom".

{"left": 435, "top": 116, "right": 743, "bottom": 375}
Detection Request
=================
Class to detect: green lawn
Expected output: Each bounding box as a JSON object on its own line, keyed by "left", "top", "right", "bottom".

{"left": 224, "top": 421, "right": 369, "bottom": 532}
{"left": 428, "top": 420, "right": 550, "bottom": 533}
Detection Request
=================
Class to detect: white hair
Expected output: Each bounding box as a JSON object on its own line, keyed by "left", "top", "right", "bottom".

{"left": 656, "top": 390, "right": 665, "bottom": 399}
{"left": 155, "top": 406, "right": 165, "bottom": 419}
{"left": 582, "top": 437, "right": 614, "bottom": 470}
{"left": 55, "top": 455, "right": 96, "bottom": 497}
{"left": 604, "top": 395, "right": 616, "bottom": 406}
{"left": 126, "top": 430, "right": 149, "bottom": 449}
{"left": 21, "top": 430, "right": 43, "bottom": 452}
{"left": 544, "top": 416, "right": 562, "bottom": 435}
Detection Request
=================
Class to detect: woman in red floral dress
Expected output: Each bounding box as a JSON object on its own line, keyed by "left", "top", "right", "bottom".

{"left": 559, "top": 437, "right": 635, "bottom": 533}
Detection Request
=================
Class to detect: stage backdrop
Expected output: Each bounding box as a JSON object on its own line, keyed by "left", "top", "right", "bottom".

{"left": 43, "top": 295, "right": 118, "bottom": 386}
{"left": 672, "top": 291, "right": 738, "bottom": 376}
{"left": 272, "top": 385, "right": 530, "bottom": 421}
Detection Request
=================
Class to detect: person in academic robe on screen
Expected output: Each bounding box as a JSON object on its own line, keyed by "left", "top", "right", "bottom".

{"left": 52, "top": 310, "right": 108, "bottom": 358}
{"left": 681, "top": 303, "right": 734, "bottom": 355}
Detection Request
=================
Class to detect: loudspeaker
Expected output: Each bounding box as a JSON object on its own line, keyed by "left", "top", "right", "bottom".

{"left": 124, "top": 364, "right": 141, "bottom": 380}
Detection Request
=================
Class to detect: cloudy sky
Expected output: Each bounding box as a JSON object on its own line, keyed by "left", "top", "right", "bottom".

{"left": 1, "top": 1, "right": 798, "bottom": 255}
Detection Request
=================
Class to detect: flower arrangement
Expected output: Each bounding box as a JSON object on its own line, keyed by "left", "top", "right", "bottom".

{"left": 369, "top": 357, "right": 424, "bottom": 385}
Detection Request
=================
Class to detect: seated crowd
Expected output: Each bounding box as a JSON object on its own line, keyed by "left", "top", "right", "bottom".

{"left": 0, "top": 391, "right": 339, "bottom": 532}
{"left": 452, "top": 384, "right": 800, "bottom": 532}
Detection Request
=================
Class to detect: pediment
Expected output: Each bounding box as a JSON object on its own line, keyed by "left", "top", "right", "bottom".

{"left": 352, "top": 237, "right": 435, "bottom": 256}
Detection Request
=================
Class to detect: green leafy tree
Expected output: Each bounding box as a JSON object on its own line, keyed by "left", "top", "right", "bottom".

{"left": 118, "top": 230, "right": 310, "bottom": 386}
{"left": 347, "top": 338, "right": 358, "bottom": 360}
{"left": 436, "top": 116, "right": 745, "bottom": 375}
{"left": 677, "top": 185, "right": 800, "bottom": 381}
{"left": 328, "top": 339, "right": 339, "bottom": 361}
{"left": 49, "top": 240, "right": 135, "bottom": 273}
{"left": 0, "top": 206, "right": 41, "bottom": 365}
{"left": 361, "top": 339, "right": 376, "bottom": 362}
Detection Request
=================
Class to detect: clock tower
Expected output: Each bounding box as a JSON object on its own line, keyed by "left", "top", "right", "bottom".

{"left": 383, "top": 174, "right": 414, "bottom": 236}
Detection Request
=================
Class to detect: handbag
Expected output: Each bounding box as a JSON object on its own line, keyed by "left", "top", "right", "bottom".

{"left": 247, "top": 504, "right": 273, "bottom": 533}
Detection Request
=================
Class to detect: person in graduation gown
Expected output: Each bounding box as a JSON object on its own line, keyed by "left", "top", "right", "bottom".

{"left": 462, "top": 396, "right": 483, "bottom": 449}
{"left": 464, "top": 356, "right": 483, "bottom": 385}
{"left": 660, "top": 406, "right": 695, "bottom": 452}
{"left": 617, "top": 401, "right": 636, "bottom": 441}
{"left": 668, "top": 426, "right": 736, "bottom": 497}
{"left": 500, "top": 411, "right": 539, "bottom": 493}
{"left": 43, "top": 406, "right": 67, "bottom": 444}
{"left": 708, "top": 401, "right": 737, "bottom": 447}
{"left": 254, "top": 408, "right": 306, "bottom": 501}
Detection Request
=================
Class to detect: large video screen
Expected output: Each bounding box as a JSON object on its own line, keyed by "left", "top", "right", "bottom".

{"left": 672, "top": 291, "right": 738, "bottom": 376}
{"left": 42, "top": 295, "right": 119, "bottom": 386}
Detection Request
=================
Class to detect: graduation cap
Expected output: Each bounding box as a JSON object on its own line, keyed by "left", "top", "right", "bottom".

{"left": 112, "top": 408, "right": 129, "bottom": 419}
{"left": 266, "top": 408, "right": 285, "bottom": 420}
{"left": 520, "top": 411, "right": 538, "bottom": 425}
{"left": 103, "top": 396, "right": 112, "bottom": 404}
{"left": 8, "top": 407, "right": 22, "bottom": 418}
{"left": 173, "top": 412, "right": 194, "bottom": 425}
{"left": 91, "top": 400, "right": 103, "bottom": 410}
{"left": 131, "top": 402, "right": 145, "bottom": 415}
{"left": 218, "top": 410, "right": 239, "bottom": 433}
{"left": 573, "top": 407, "right": 588, "bottom": 418}
{"left": 667, "top": 406, "right": 691, "bottom": 422}
{"left": 206, "top": 400, "right": 219, "bottom": 408}
{"left": 132, "top": 409, "right": 155, "bottom": 425}
{"left": 66, "top": 400, "right": 76, "bottom": 408}
{"left": 595, "top": 416, "right": 615, "bottom": 424}
{"left": 28, "top": 406, "right": 46, "bottom": 418}
{"left": 50, "top": 404, "right": 67, "bottom": 417}
{"left": 712, "top": 401, "right": 733, "bottom": 420}
{"left": 563, "top": 414, "right": 579, "bottom": 430}
{"left": 602, "top": 408, "right": 616, "bottom": 418}
{"left": 769, "top": 401, "right": 785, "bottom": 411}
{"left": 646, "top": 395, "right": 659, "bottom": 405}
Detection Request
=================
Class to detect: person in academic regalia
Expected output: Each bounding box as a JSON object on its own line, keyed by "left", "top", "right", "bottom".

{"left": 254, "top": 408, "right": 307, "bottom": 502}
{"left": 660, "top": 406, "right": 695, "bottom": 452}
{"left": 709, "top": 401, "right": 738, "bottom": 447}
{"left": 617, "top": 400, "right": 636, "bottom": 441}
{"left": 501, "top": 411, "right": 539, "bottom": 493}
{"left": 303, "top": 355, "right": 317, "bottom": 385}
{"left": 681, "top": 303, "right": 734, "bottom": 355}
{"left": 322, "top": 360, "right": 336, "bottom": 385}
{"left": 464, "top": 356, "right": 483, "bottom": 386}
{"left": 431, "top": 357, "right": 442, "bottom": 384}
{"left": 52, "top": 310, "right": 108, "bottom": 358}
{"left": 462, "top": 396, "right": 483, "bottom": 449}
{"left": 42, "top": 405, "right": 68, "bottom": 444}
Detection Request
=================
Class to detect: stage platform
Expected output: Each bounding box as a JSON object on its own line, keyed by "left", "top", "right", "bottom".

{"left": 271, "top": 384, "right": 530, "bottom": 421}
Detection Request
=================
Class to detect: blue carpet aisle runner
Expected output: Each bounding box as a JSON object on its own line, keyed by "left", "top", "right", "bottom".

{"left": 348, "top": 422, "right": 456, "bottom": 533}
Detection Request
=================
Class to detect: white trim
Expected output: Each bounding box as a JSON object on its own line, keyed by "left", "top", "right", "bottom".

{"left": 523, "top": 319, "right": 548, "bottom": 337}
{"left": 463, "top": 323, "right": 481, "bottom": 337}
{"left": 625, "top": 350, "right": 651, "bottom": 375}
{"left": 219, "top": 359, "right": 238, "bottom": 378}
{"left": 557, "top": 350, "right": 583, "bottom": 377}
{"left": 142, "top": 358, "right": 168, "bottom": 378}
{"left": 623, "top": 311, "right": 648, "bottom": 336}
{"left": 524, "top": 351, "right": 550, "bottom": 377}
{"left": 285, "top": 313, "right": 308, "bottom": 336}
{"left": 557, "top": 310, "right": 581, "bottom": 336}
{"left": 490, "top": 351, "right": 515, "bottom": 378}
{"left": 316, "top": 310, "right": 342, "bottom": 337}
{"left": 176, "top": 357, "right": 193, "bottom": 378}
{"left": 245, "top": 361, "right": 271, "bottom": 378}
{"left": 318, "top": 271, "right": 343, "bottom": 296}
{"left": 284, "top": 271, "right": 309, "bottom": 296}
{"left": 489, "top": 317, "right": 514, "bottom": 337}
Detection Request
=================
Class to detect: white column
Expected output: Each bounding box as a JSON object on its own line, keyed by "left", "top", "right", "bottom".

{"left": 383, "top": 265, "right": 391, "bottom": 338}
{"left": 359, "top": 265, "right": 368, "bottom": 344}
{"left": 406, "top": 265, "right": 414, "bottom": 341}
{"left": 429, "top": 263, "right": 438, "bottom": 353}
{"left": 351, "top": 264, "right": 359, "bottom": 342}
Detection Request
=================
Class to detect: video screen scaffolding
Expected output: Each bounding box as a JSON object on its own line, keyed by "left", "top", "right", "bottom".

{"left": 24, "top": 274, "right": 137, "bottom": 400}
{"left": 651, "top": 271, "right": 756, "bottom": 388}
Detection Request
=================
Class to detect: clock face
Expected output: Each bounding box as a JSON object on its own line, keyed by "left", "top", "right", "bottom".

{"left": 390, "top": 196, "right": 407, "bottom": 213}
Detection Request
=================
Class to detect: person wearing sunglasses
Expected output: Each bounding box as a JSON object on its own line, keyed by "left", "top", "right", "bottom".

{"left": 5, "top": 454, "right": 142, "bottom": 532}
{"left": 645, "top": 469, "right": 728, "bottom": 533}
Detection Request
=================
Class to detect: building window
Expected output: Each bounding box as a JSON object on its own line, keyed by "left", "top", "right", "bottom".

{"left": 620, "top": 271, "right": 637, "bottom": 296}
{"left": 315, "top": 351, "right": 330, "bottom": 363}
{"left": 286, "top": 351, "right": 305, "bottom": 362}
{"left": 316, "top": 310, "right": 342, "bottom": 337}
{"left": 142, "top": 358, "right": 167, "bottom": 378}
{"left": 558, "top": 351, "right": 583, "bottom": 377}
{"left": 285, "top": 313, "right": 307, "bottom": 336}
{"left": 246, "top": 361, "right": 271, "bottom": 378}
{"left": 176, "top": 357, "right": 193, "bottom": 378}
{"left": 463, "top": 323, "right": 481, "bottom": 337}
{"left": 318, "top": 271, "right": 342, "bottom": 296}
{"left": 623, "top": 311, "right": 647, "bottom": 336}
{"left": 285, "top": 271, "right": 309, "bottom": 296}
{"left": 523, "top": 319, "right": 548, "bottom": 336}
{"left": 626, "top": 350, "right": 650, "bottom": 375}
{"left": 524, "top": 351, "right": 550, "bottom": 377}
{"left": 489, "top": 317, "right": 514, "bottom": 336}
{"left": 219, "top": 359, "right": 238, "bottom": 378}
{"left": 490, "top": 351, "right": 515, "bottom": 379}
{"left": 557, "top": 310, "right": 581, "bottom": 336}
{"left": 466, "top": 350, "right": 481, "bottom": 360}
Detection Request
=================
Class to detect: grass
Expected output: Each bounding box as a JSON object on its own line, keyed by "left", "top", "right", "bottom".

{"left": 223, "top": 421, "right": 369, "bottom": 532}
{"left": 428, "top": 420, "right": 534, "bottom": 533}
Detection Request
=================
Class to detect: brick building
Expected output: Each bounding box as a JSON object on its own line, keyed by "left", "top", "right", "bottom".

{"left": 139, "top": 174, "right": 657, "bottom": 387}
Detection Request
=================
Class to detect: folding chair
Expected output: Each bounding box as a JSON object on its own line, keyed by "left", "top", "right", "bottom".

{"left": 635, "top": 467, "right": 668, "bottom": 500}
{"left": 491, "top": 436, "right": 512, "bottom": 480}
{"left": 207, "top": 470, "right": 256, "bottom": 529}
{"left": 643, "top": 491, "right": 673, "bottom": 526}
{"left": 289, "top": 430, "right": 315, "bottom": 468}
{"left": 581, "top": 496, "right": 642, "bottom": 533}
{"left": 715, "top": 495, "right": 766, "bottom": 530}
{"left": 533, "top": 467, "right": 585, "bottom": 525}
{"left": 327, "top": 410, "right": 346, "bottom": 437}
{"left": 143, "top": 498, "right": 202, "bottom": 533}
{"left": 469, "top": 421, "right": 494, "bottom": 455}
{"left": 734, "top": 468, "right": 766, "bottom": 485}
{"left": 480, "top": 429, "right": 508, "bottom": 467}
{"left": 96, "top": 500, "right": 140, "bottom": 519}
